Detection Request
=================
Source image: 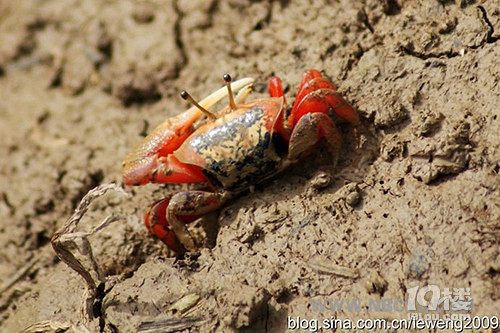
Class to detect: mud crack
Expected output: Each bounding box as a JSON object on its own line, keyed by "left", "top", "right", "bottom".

{"left": 399, "top": 45, "right": 460, "bottom": 60}
{"left": 359, "top": 8, "right": 374, "bottom": 34}
{"left": 478, "top": 5, "right": 500, "bottom": 44}
{"left": 172, "top": 0, "right": 188, "bottom": 79}
{"left": 250, "top": 2, "right": 273, "bottom": 32}
{"left": 401, "top": 5, "right": 497, "bottom": 60}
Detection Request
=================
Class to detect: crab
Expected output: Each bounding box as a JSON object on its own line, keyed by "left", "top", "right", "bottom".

{"left": 122, "top": 70, "right": 359, "bottom": 253}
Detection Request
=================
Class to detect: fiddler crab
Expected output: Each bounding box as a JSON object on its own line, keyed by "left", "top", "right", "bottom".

{"left": 122, "top": 70, "right": 359, "bottom": 253}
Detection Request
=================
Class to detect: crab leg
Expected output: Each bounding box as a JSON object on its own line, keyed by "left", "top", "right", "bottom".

{"left": 287, "top": 112, "right": 342, "bottom": 162}
{"left": 145, "top": 191, "right": 224, "bottom": 252}
{"left": 289, "top": 89, "right": 359, "bottom": 128}
{"left": 295, "top": 69, "right": 323, "bottom": 94}
{"left": 287, "top": 70, "right": 358, "bottom": 128}
{"left": 145, "top": 197, "right": 198, "bottom": 253}
{"left": 283, "top": 69, "right": 323, "bottom": 126}
{"left": 267, "top": 76, "right": 290, "bottom": 141}
{"left": 267, "top": 70, "right": 351, "bottom": 141}
{"left": 123, "top": 78, "right": 254, "bottom": 185}
{"left": 268, "top": 76, "right": 286, "bottom": 104}
{"left": 292, "top": 78, "right": 337, "bottom": 109}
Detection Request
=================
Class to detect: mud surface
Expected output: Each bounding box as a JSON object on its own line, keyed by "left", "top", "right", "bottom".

{"left": 1, "top": 0, "right": 500, "bottom": 332}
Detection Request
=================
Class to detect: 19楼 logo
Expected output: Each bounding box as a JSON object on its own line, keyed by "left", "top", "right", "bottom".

{"left": 407, "top": 285, "right": 473, "bottom": 312}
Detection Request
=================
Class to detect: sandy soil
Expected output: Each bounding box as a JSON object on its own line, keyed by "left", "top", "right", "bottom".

{"left": 1, "top": 0, "right": 499, "bottom": 332}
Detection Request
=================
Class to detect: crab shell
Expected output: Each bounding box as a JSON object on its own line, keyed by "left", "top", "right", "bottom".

{"left": 174, "top": 97, "right": 286, "bottom": 192}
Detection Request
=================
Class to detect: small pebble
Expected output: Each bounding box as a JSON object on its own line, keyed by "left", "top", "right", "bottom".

{"left": 346, "top": 191, "right": 361, "bottom": 207}
{"left": 408, "top": 254, "right": 429, "bottom": 278}
{"left": 309, "top": 172, "right": 331, "bottom": 190}
{"left": 169, "top": 293, "right": 200, "bottom": 314}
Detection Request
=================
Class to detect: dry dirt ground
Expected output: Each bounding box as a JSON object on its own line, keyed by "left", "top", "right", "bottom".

{"left": 1, "top": 0, "right": 500, "bottom": 332}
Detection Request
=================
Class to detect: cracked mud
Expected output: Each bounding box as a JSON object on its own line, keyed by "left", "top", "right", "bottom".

{"left": 1, "top": 0, "right": 499, "bottom": 332}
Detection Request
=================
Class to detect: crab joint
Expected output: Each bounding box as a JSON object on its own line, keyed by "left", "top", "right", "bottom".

{"left": 223, "top": 73, "right": 237, "bottom": 110}
{"left": 180, "top": 90, "right": 218, "bottom": 120}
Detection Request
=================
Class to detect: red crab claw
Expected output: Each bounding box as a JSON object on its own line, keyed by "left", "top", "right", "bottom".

{"left": 122, "top": 112, "right": 207, "bottom": 186}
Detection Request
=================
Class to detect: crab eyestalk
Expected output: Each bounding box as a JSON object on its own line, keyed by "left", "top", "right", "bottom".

{"left": 180, "top": 90, "right": 218, "bottom": 120}
{"left": 223, "top": 73, "right": 237, "bottom": 110}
